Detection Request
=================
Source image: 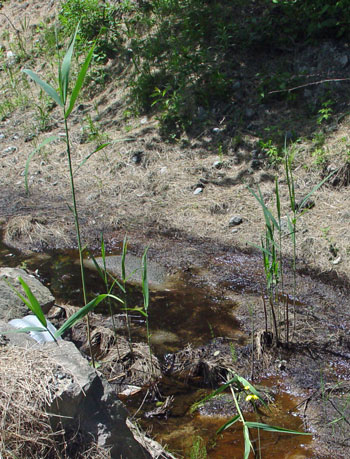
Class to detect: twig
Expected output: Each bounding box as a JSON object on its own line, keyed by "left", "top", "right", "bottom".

{"left": 269, "top": 77, "right": 350, "bottom": 95}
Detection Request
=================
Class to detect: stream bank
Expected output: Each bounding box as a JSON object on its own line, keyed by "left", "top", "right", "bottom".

{"left": 1, "top": 230, "right": 350, "bottom": 458}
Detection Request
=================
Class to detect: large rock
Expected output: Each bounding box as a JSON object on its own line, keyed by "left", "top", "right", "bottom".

{"left": 0, "top": 321, "right": 151, "bottom": 459}
{"left": 0, "top": 268, "right": 55, "bottom": 321}
{"left": 46, "top": 340, "right": 150, "bottom": 458}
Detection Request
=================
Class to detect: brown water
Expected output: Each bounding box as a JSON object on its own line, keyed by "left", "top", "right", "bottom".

{"left": 0, "top": 240, "right": 314, "bottom": 458}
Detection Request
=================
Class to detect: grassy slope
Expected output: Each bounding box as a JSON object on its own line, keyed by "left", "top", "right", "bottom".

{"left": 1, "top": 0, "right": 350, "bottom": 281}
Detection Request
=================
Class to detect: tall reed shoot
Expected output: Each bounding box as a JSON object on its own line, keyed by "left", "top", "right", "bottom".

{"left": 249, "top": 185, "right": 281, "bottom": 345}
{"left": 250, "top": 141, "right": 336, "bottom": 346}
{"left": 121, "top": 236, "right": 134, "bottom": 352}
{"left": 22, "top": 23, "right": 101, "bottom": 365}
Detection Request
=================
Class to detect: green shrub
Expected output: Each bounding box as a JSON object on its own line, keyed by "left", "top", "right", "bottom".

{"left": 59, "top": 0, "right": 120, "bottom": 60}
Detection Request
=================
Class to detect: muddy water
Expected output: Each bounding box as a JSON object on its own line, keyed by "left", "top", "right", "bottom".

{"left": 0, "top": 241, "right": 314, "bottom": 458}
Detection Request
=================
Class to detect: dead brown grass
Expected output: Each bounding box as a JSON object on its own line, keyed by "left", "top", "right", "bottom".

{"left": 0, "top": 345, "right": 110, "bottom": 458}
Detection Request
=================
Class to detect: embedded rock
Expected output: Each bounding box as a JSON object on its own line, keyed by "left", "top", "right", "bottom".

{"left": 0, "top": 268, "right": 55, "bottom": 321}
{"left": 84, "top": 254, "right": 169, "bottom": 289}
{"left": 46, "top": 340, "right": 150, "bottom": 458}
{"left": 228, "top": 215, "right": 243, "bottom": 227}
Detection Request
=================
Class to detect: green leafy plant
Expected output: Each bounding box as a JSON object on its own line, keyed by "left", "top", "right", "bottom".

{"left": 59, "top": 0, "right": 120, "bottom": 60}
{"left": 317, "top": 100, "right": 334, "bottom": 125}
{"left": 192, "top": 372, "right": 310, "bottom": 459}
{"left": 88, "top": 234, "right": 125, "bottom": 342}
{"left": 259, "top": 138, "right": 282, "bottom": 166}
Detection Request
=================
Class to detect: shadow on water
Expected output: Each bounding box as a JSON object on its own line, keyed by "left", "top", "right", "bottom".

{"left": 0, "top": 239, "right": 314, "bottom": 458}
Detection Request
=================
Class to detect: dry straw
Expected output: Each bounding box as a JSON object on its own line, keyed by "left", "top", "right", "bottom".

{"left": 0, "top": 345, "right": 109, "bottom": 458}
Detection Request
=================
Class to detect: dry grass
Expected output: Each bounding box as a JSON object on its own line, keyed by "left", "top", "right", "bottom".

{"left": 0, "top": 345, "right": 110, "bottom": 458}
{"left": 89, "top": 326, "right": 162, "bottom": 386}
{"left": 0, "top": 345, "right": 62, "bottom": 458}
{"left": 1, "top": 0, "right": 350, "bottom": 284}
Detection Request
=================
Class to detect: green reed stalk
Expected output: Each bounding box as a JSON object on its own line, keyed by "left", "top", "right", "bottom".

{"left": 121, "top": 236, "right": 134, "bottom": 353}
{"left": 285, "top": 148, "right": 297, "bottom": 342}
{"left": 142, "top": 247, "right": 154, "bottom": 376}
{"left": 249, "top": 185, "right": 281, "bottom": 345}
{"left": 88, "top": 234, "right": 125, "bottom": 361}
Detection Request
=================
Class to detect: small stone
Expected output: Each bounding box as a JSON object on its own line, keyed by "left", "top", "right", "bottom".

{"left": 213, "top": 160, "right": 222, "bottom": 169}
{"left": 212, "top": 127, "right": 223, "bottom": 134}
{"left": 2, "top": 146, "right": 17, "bottom": 155}
{"left": 6, "top": 50, "right": 16, "bottom": 66}
{"left": 131, "top": 151, "right": 142, "bottom": 164}
{"left": 231, "top": 228, "right": 239, "bottom": 234}
{"left": 332, "top": 256, "right": 342, "bottom": 265}
{"left": 24, "top": 133, "right": 35, "bottom": 142}
{"left": 0, "top": 134, "right": 5, "bottom": 140}
{"left": 229, "top": 215, "right": 243, "bottom": 227}
{"left": 296, "top": 198, "right": 315, "bottom": 211}
{"left": 194, "top": 187, "right": 203, "bottom": 195}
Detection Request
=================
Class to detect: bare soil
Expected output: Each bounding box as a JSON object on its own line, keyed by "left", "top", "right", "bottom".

{"left": 2, "top": 1, "right": 350, "bottom": 458}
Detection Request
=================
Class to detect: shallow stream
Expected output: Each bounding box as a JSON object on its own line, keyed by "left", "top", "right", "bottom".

{"left": 0, "top": 240, "right": 315, "bottom": 458}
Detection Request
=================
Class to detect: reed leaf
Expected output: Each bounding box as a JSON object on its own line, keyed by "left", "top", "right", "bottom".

{"left": 243, "top": 425, "right": 252, "bottom": 459}
{"left": 74, "top": 143, "right": 110, "bottom": 174}
{"left": 122, "top": 236, "right": 127, "bottom": 282}
{"left": 22, "top": 69, "right": 63, "bottom": 107}
{"left": 298, "top": 170, "right": 336, "bottom": 212}
{"left": 16, "top": 277, "right": 47, "bottom": 328}
{"left": 216, "top": 414, "right": 240, "bottom": 434}
{"left": 11, "top": 326, "right": 47, "bottom": 334}
{"left": 65, "top": 40, "right": 96, "bottom": 118}
{"left": 54, "top": 293, "right": 123, "bottom": 338}
{"left": 248, "top": 186, "right": 280, "bottom": 231}
{"left": 142, "top": 247, "right": 149, "bottom": 311}
{"left": 244, "top": 422, "right": 310, "bottom": 435}
{"left": 60, "top": 24, "right": 80, "bottom": 105}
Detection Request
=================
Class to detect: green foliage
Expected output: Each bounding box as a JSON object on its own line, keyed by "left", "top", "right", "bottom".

{"left": 317, "top": 100, "right": 334, "bottom": 125}
{"left": 23, "top": 24, "right": 100, "bottom": 365}
{"left": 189, "top": 436, "right": 207, "bottom": 459}
{"left": 9, "top": 276, "right": 122, "bottom": 341}
{"left": 269, "top": 0, "right": 350, "bottom": 41}
{"left": 124, "top": 0, "right": 235, "bottom": 136}
{"left": 59, "top": 0, "right": 120, "bottom": 60}
{"left": 259, "top": 138, "right": 283, "bottom": 166}
{"left": 250, "top": 143, "right": 337, "bottom": 345}
{"left": 52, "top": 0, "right": 350, "bottom": 138}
